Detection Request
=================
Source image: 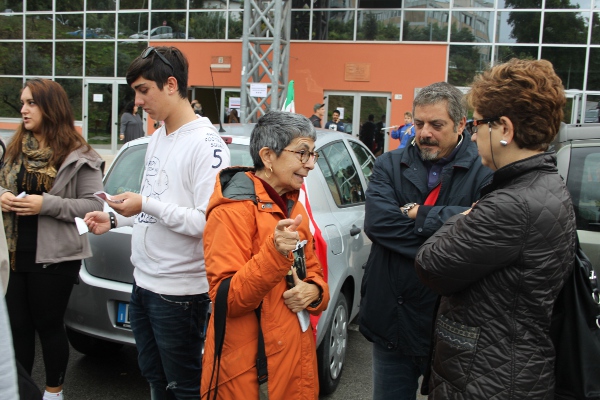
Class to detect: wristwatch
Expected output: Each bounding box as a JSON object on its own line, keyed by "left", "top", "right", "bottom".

{"left": 400, "top": 203, "right": 418, "bottom": 216}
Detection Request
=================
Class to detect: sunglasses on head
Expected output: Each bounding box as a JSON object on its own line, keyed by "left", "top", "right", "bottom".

{"left": 141, "top": 47, "right": 175, "bottom": 75}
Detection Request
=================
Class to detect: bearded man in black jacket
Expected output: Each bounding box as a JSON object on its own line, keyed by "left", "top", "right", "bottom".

{"left": 359, "top": 82, "right": 493, "bottom": 400}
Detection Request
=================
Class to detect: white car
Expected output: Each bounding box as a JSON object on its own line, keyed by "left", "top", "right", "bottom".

{"left": 64, "top": 124, "right": 375, "bottom": 394}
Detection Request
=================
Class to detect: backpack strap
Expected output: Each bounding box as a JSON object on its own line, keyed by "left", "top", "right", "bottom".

{"left": 208, "top": 277, "right": 269, "bottom": 399}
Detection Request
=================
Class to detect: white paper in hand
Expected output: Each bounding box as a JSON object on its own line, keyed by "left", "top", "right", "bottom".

{"left": 16, "top": 191, "right": 27, "bottom": 198}
{"left": 74, "top": 217, "right": 89, "bottom": 235}
{"left": 94, "top": 191, "right": 124, "bottom": 203}
{"left": 298, "top": 309, "right": 310, "bottom": 332}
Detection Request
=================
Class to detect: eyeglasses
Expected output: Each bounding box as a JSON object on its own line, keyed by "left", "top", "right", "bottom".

{"left": 141, "top": 47, "right": 174, "bottom": 74}
{"left": 466, "top": 117, "right": 500, "bottom": 134}
{"left": 283, "top": 149, "right": 320, "bottom": 164}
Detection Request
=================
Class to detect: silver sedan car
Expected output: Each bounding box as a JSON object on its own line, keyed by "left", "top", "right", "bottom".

{"left": 64, "top": 124, "right": 375, "bottom": 394}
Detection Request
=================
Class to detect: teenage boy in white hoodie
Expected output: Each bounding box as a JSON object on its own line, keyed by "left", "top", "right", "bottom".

{"left": 84, "top": 46, "right": 230, "bottom": 400}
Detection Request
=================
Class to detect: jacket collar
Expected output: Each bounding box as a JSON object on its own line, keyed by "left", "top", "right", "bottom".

{"left": 482, "top": 152, "right": 556, "bottom": 196}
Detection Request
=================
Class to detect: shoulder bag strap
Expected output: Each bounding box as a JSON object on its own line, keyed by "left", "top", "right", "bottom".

{"left": 208, "top": 276, "right": 232, "bottom": 400}
{"left": 255, "top": 305, "right": 269, "bottom": 400}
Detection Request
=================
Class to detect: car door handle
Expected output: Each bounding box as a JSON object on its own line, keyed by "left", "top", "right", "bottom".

{"left": 350, "top": 225, "right": 361, "bottom": 236}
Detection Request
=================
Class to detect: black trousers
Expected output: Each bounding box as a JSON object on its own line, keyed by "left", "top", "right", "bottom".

{"left": 6, "top": 265, "right": 77, "bottom": 388}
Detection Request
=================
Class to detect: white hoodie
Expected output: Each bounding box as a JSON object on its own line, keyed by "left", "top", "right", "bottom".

{"left": 126, "top": 116, "right": 230, "bottom": 296}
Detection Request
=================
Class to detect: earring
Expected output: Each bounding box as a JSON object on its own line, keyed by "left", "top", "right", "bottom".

{"left": 500, "top": 140, "right": 508, "bottom": 146}
{"left": 265, "top": 166, "right": 272, "bottom": 179}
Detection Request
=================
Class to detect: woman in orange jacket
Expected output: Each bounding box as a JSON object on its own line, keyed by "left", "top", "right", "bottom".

{"left": 202, "top": 111, "right": 330, "bottom": 400}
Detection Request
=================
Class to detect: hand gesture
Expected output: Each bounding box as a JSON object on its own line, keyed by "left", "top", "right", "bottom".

{"left": 109, "top": 192, "right": 143, "bottom": 217}
{"left": 0, "top": 192, "right": 15, "bottom": 213}
{"left": 283, "top": 268, "right": 321, "bottom": 313}
{"left": 273, "top": 214, "right": 302, "bottom": 256}
{"left": 10, "top": 194, "right": 43, "bottom": 216}
{"left": 84, "top": 211, "right": 111, "bottom": 235}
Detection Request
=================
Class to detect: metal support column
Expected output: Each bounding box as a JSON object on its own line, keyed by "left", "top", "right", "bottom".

{"left": 240, "top": 0, "right": 291, "bottom": 123}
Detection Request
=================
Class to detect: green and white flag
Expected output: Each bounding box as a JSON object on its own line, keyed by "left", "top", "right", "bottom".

{"left": 282, "top": 80, "right": 295, "bottom": 113}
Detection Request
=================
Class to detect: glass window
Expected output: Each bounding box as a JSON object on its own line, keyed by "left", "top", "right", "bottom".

{"left": 453, "top": 0, "right": 493, "bottom": 8}
{"left": 55, "top": 14, "right": 84, "bottom": 39}
{"left": 0, "top": 77, "right": 23, "bottom": 118}
{"left": 0, "top": 43, "right": 23, "bottom": 75}
{"left": 57, "top": 0, "right": 83, "bottom": 11}
{"left": 87, "top": 0, "right": 115, "bottom": 11}
{"left": 496, "top": 11, "right": 541, "bottom": 43}
{"left": 56, "top": 42, "right": 83, "bottom": 76}
{"left": 150, "top": 12, "right": 186, "bottom": 40}
{"left": 592, "top": 13, "right": 600, "bottom": 44}
{"left": 405, "top": 0, "right": 450, "bottom": 9}
{"left": 356, "top": 10, "right": 400, "bottom": 41}
{"left": 26, "top": 14, "right": 53, "bottom": 39}
{"left": 4, "top": 0, "right": 23, "bottom": 12}
{"left": 451, "top": 11, "right": 493, "bottom": 43}
{"left": 86, "top": 42, "right": 115, "bottom": 77}
{"left": 25, "top": 42, "right": 52, "bottom": 76}
{"left": 318, "top": 141, "right": 366, "bottom": 207}
{"left": 494, "top": 45, "right": 538, "bottom": 62}
{"left": 87, "top": 13, "right": 116, "bottom": 39}
{"left": 403, "top": 11, "right": 449, "bottom": 42}
{"left": 566, "top": 147, "right": 600, "bottom": 232}
{"left": 55, "top": 78, "right": 83, "bottom": 120}
{"left": 120, "top": 0, "right": 146, "bottom": 9}
{"left": 358, "top": 0, "right": 397, "bottom": 7}
{"left": 448, "top": 44, "right": 491, "bottom": 87}
{"left": 104, "top": 143, "right": 148, "bottom": 195}
{"left": 228, "top": 11, "right": 244, "bottom": 40}
{"left": 497, "top": 0, "right": 541, "bottom": 9}
{"left": 546, "top": 0, "right": 591, "bottom": 9}
{"left": 189, "top": 11, "right": 227, "bottom": 40}
{"left": 312, "top": 0, "right": 357, "bottom": 8}
{"left": 349, "top": 141, "right": 375, "bottom": 184}
{"left": 118, "top": 12, "right": 149, "bottom": 40}
{"left": 190, "top": 0, "right": 227, "bottom": 9}
{"left": 313, "top": 10, "right": 355, "bottom": 40}
{"left": 542, "top": 12, "right": 588, "bottom": 45}
{"left": 227, "top": 143, "right": 254, "bottom": 168}
{"left": 27, "top": 0, "right": 51, "bottom": 11}
{"left": 152, "top": 0, "right": 186, "bottom": 9}
{"left": 586, "top": 48, "right": 600, "bottom": 91}
{"left": 292, "top": 11, "right": 311, "bottom": 40}
{"left": 541, "top": 46, "right": 586, "bottom": 90}
{"left": 117, "top": 42, "right": 147, "bottom": 77}
{"left": 0, "top": 14, "right": 23, "bottom": 39}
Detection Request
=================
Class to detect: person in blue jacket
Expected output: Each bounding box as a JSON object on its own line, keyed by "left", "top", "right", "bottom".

{"left": 390, "top": 111, "right": 415, "bottom": 149}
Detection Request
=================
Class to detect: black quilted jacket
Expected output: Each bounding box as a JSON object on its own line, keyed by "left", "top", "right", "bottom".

{"left": 416, "top": 152, "right": 577, "bottom": 399}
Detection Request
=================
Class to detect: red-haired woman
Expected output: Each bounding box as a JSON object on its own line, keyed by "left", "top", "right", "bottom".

{"left": 0, "top": 79, "right": 104, "bottom": 400}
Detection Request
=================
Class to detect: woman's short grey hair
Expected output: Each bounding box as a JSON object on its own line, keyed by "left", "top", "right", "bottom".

{"left": 250, "top": 111, "right": 316, "bottom": 170}
{"left": 413, "top": 82, "right": 466, "bottom": 132}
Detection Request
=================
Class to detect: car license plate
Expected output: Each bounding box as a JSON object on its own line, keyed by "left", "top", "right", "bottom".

{"left": 116, "top": 302, "right": 131, "bottom": 328}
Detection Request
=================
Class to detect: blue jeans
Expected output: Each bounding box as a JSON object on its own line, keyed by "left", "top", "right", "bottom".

{"left": 129, "top": 282, "right": 210, "bottom": 400}
{"left": 372, "top": 342, "right": 429, "bottom": 400}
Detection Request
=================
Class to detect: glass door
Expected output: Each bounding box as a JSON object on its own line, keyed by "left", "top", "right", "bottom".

{"left": 84, "top": 79, "right": 140, "bottom": 154}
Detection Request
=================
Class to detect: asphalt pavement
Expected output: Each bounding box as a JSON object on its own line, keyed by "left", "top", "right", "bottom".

{"left": 30, "top": 321, "right": 427, "bottom": 399}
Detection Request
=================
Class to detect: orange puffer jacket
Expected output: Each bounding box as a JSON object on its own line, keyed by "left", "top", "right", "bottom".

{"left": 201, "top": 168, "right": 330, "bottom": 400}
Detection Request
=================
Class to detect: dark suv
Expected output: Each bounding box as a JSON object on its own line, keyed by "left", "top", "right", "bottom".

{"left": 555, "top": 123, "right": 600, "bottom": 276}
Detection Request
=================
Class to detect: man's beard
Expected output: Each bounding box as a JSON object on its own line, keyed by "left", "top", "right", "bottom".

{"left": 418, "top": 138, "right": 441, "bottom": 161}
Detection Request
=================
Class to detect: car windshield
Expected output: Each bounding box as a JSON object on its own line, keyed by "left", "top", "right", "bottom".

{"left": 103, "top": 142, "right": 253, "bottom": 195}
{"left": 586, "top": 110, "right": 598, "bottom": 118}
{"left": 566, "top": 146, "right": 600, "bottom": 232}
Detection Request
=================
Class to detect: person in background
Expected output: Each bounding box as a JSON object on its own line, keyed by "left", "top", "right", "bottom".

{"left": 359, "top": 82, "right": 493, "bottom": 400}
{"left": 119, "top": 101, "right": 144, "bottom": 143}
{"left": 415, "top": 59, "right": 576, "bottom": 399}
{"left": 359, "top": 114, "right": 377, "bottom": 151}
{"left": 201, "top": 111, "right": 329, "bottom": 399}
{"left": 309, "top": 103, "right": 325, "bottom": 128}
{"left": 0, "top": 78, "right": 104, "bottom": 400}
{"left": 84, "top": 46, "right": 230, "bottom": 400}
{"left": 191, "top": 99, "right": 204, "bottom": 116}
{"left": 324, "top": 109, "right": 345, "bottom": 132}
{"left": 228, "top": 108, "right": 240, "bottom": 123}
{"left": 390, "top": 111, "right": 416, "bottom": 149}
{"left": 373, "top": 114, "right": 386, "bottom": 156}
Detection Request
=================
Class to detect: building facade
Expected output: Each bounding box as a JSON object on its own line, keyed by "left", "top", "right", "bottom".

{"left": 1, "top": 0, "right": 598, "bottom": 152}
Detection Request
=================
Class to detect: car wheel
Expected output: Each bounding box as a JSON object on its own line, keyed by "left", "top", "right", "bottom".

{"left": 66, "top": 327, "right": 123, "bottom": 356}
{"left": 317, "top": 294, "right": 348, "bottom": 395}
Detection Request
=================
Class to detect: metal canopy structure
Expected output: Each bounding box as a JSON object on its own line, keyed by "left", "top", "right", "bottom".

{"left": 240, "top": 0, "right": 292, "bottom": 123}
